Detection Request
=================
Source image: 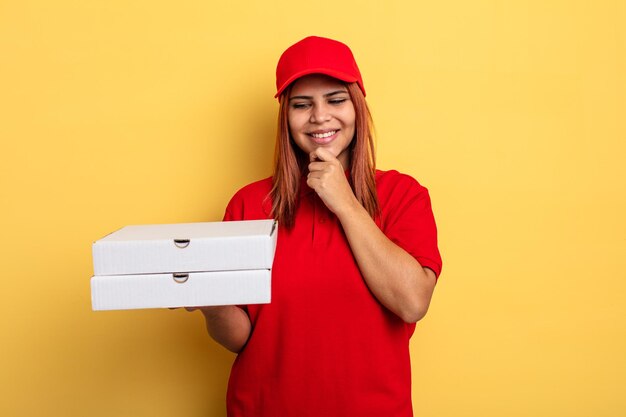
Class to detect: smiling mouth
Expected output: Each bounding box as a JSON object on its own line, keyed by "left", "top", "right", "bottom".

{"left": 309, "top": 130, "right": 337, "bottom": 139}
{"left": 308, "top": 130, "right": 338, "bottom": 144}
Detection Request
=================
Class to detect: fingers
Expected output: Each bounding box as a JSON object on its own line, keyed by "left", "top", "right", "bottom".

{"left": 306, "top": 161, "right": 340, "bottom": 191}
{"left": 307, "top": 163, "right": 338, "bottom": 183}
{"left": 169, "top": 306, "right": 228, "bottom": 313}
{"left": 308, "top": 161, "right": 329, "bottom": 172}
{"left": 309, "top": 147, "right": 337, "bottom": 163}
{"left": 308, "top": 148, "right": 341, "bottom": 177}
{"left": 169, "top": 306, "right": 198, "bottom": 312}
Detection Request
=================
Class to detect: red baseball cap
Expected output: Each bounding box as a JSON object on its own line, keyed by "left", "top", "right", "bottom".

{"left": 274, "top": 36, "right": 366, "bottom": 99}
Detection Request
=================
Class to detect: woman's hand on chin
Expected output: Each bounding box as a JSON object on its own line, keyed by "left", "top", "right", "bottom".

{"left": 306, "top": 147, "right": 359, "bottom": 216}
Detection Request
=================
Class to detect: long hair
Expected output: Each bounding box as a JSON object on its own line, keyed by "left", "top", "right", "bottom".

{"left": 269, "top": 82, "right": 379, "bottom": 228}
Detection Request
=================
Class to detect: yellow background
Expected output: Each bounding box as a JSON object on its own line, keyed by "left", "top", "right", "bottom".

{"left": 1, "top": 0, "right": 624, "bottom": 416}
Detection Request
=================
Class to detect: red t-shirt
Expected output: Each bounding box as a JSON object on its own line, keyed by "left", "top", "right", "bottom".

{"left": 223, "top": 170, "right": 442, "bottom": 417}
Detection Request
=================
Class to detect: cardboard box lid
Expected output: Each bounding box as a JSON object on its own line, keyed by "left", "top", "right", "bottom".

{"left": 93, "top": 219, "right": 277, "bottom": 276}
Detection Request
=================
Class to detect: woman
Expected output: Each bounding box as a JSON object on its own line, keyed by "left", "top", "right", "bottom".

{"left": 199, "top": 36, "right": 442, "bottom": 417}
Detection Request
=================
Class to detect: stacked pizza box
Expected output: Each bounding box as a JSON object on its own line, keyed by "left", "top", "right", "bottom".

{"left": 91, "top": 220, "right": 277, "bottom": 311}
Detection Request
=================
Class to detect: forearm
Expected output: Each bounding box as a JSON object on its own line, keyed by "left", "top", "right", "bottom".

{"left": 199, "top": 306, "right": 251, "bottom": 353}
{"left": 336, "top": 199, "right": 437, "bottom": 323}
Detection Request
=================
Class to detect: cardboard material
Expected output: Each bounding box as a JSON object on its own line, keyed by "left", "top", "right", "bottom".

{"left": 93, "top": 220, "right": 277, "bottom": 276}
{"left": 91, "top": 269, "right": 271, "bottom": 311}
{"left": 90, "top": 219, "right": 276, "bottom": 311}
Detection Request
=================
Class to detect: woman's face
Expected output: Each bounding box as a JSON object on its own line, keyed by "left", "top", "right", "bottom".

{"left": 287, "top": 74, "right": 356, "bottom": 169}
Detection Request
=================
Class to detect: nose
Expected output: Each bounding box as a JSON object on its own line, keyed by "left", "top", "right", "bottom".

{"left": 310, "top": 103, "right": 331, "bottom": 124}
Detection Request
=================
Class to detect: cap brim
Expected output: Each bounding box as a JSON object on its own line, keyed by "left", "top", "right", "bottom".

{"left": 275, "top": 68, "right": 359, "bottom": 98}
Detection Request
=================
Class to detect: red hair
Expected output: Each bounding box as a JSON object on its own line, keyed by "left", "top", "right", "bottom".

{"left": 270, "top": 82, "right": 379, "bottom": 228}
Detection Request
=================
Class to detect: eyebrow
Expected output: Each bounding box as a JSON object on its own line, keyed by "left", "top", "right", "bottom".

{"left": 288, "top": 90, "right": 349, "bottom": 101}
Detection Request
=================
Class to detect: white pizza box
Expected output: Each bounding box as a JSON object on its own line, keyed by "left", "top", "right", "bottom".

{"left": 91, "top": 269, "right": 271, "bottom": 311}
{"left": 92, "top": 220, "right": 277, "bottom": 276}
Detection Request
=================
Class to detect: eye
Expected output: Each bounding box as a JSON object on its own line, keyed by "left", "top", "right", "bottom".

{"left": 291, "top": 102, "right": 310, "bottom": 109}
{"left": 328, "top": 98, "right": 348, "bottom": 105}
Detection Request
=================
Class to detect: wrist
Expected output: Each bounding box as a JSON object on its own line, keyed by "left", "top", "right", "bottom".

{"left": 335, "top": 195, "right": 365, "bottom": 222}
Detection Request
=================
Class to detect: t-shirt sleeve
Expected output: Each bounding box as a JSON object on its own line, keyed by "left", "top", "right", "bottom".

{"left": 223, "top": 179, "right": 273, "bottom": 222}
{"left": 381, "top": 175, "right": 443, "bottom": 278}
{"left": 223, "top": 194, "right": 241, "bottom": 221}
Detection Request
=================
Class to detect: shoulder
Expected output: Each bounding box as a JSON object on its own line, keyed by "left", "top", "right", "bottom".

{"left": 224, "top": 176, "right": 273, "bottom": 221}
{"left": 374, "top": 169, "right": 436, "bottom": 228}
{"left": 230, "top": 176, "right": 273, "bottom": 201}
{"left": 375, "top": 169, "right": 429, "bottom": 204}
{"left": 375, "top": 171, "right": 442, "bottom": 277}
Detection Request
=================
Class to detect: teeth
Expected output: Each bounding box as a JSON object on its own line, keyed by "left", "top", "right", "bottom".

{"left": 311, "top": 130, "right": 337, "bottom": 139}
